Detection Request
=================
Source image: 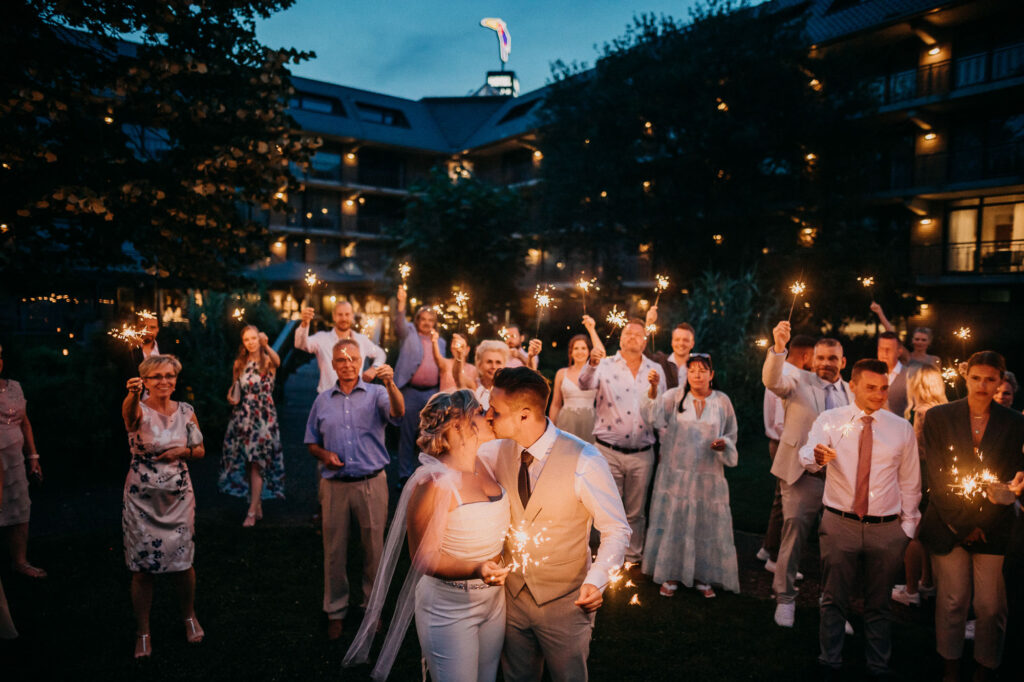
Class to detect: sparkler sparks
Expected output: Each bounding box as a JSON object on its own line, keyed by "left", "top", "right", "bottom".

{"left": 466, "top": 321, "right": 480, "bottom": 336}
{"left": 645, "top": 323, "right": 657, "bottom": 336}
{"left": 576, "top": 275, "right": 598, "bottom": 315}
{"left": 755, "top": 337, "right": 770, "bottom": 349}
{"left": 304, "top": 269, "right": 319, "bottom": 290}
{"left": 953, "top": 326, "right": 971, "bottom": 341}
{"left": 942, "top": 365, "right": 959, "bottom": 388}
{"left": 787, "top": 279, "right": 806, "bottom": 322}
{"left": 505, "top": 521, "right": 549, "bottom": 577}
{"left": 398, "top": 262, "right": 411, "bottom": 290}
{"left": 605, "top": 306, "right": 627, "bottom": 338}
{"left": 628, "top": 594, "right": 641, "bottom": 606}
{"left": 454, "top": 290, "right": 469, "bottom": 308}
{"left": 653, "top": 274, "right": 670, "bottom": 307}
{"left": 231, "top": 307, "right": 245, "bottom": 321}
{"left": 108, "top": 323, "right": 145, "bottom": 347}
{"left": 534, "top": 284, "right": 554, "bottom": 335}
{"left": 136, "top": 309, "right": 157, "bottom": 321}
{"left": 950, "top": 469, "right": 999, "bottom": 500}
{"left": 858, "top": 276, "right": 875, "bottom": 288}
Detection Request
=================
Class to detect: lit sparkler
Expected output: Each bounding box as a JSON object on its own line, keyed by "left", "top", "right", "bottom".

{"left": 498, "top": 326, "right": 509, "bottom": 342}
{"left": 505, "top": 521, "right": 549, "bottom": 577}
{"left": 950, "top": 468, "right": 999, "bottom": 500}
{"left": 454, "top": 290, "right": 469, "bottom": 308}
{"left": 653, "top": 274, "right": 670, "bottom": 307}
{"left": 605, "top": 305, "right": 627, "bottom": 338}
{"left": 787, "top": 279, "right": 806, "bottom": 322}
{"left": 755, "top": 337, "right": 770, "bottom": 349}
{"left": 231, "top": 307, "right": 245, "bottom": 321}
{"left": 466, "top": 321, "right": 480, "bottom": 336}
{"left": 954, "top": 326, "right": 971, "bottom": 360}
{"left": 858, "top": 275, "right": 876, "bottom": 303}
{"left": 398, "top": 262, "right": 411, "bottom": 290}
{"left": 534, "top": 284, "right": 554, "bottom": 336}
{"left": 645, "top": 323, "right": 657, "bottom": 336}
{"left": 576, "top": 275, "right": 598, "bottom": 315}
{"left": 942, "top": 365, "right": 959, "bottom": 388}
{"left": 108, "top": 322, "right": 145, "bottom": 347}
{"left": 136, "top": 309, "right": 157, "bottom": 321}
{"left": 824, "top": 414, "right": 860, "bottom": 448}
{"left": 304, "top": 268, "right": 319, "bottom": 306}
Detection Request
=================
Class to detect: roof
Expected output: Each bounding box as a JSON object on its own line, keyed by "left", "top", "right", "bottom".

{"left": 764, "top": 0, "right": 958, "bottom": 45}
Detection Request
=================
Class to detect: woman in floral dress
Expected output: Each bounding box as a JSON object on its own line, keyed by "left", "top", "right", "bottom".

{"left": 122, "top": 354, "right": 206, "bottom": 658}
{"left": 219, "top": 325, "right": 284, "bottom": 526}
{"left": 640, "top": 353, "right": 740, "bottom": 599}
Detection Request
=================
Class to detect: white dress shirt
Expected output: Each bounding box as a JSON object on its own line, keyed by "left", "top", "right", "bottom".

{"left": 799, "top": 404, "right": 921, "bottom": 537}
{"left": 474, "top": 382, "right": 492, "bottom": 411}
{"left": 294, "top": 325, "right": 386, "bottom": 393}
{"left": 578, "top": 352, "right": 666, "bottom": 449}
{"left": 478, "top": 420, "right": 630, "bottom": 591}
{"left": 887, "top": 361, "right": 904, "bottom": 386}
{"left": 666, "top": 354, "right": 688, "bottom": 388}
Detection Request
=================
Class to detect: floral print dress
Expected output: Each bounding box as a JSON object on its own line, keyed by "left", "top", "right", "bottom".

{"left": 218, "top": 361, "right": 285, "bottom": 500}
{"left": 122, "top": 402, "right": 202, "bottom": 573}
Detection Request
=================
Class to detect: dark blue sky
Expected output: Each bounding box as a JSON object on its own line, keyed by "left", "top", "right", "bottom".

{"left": 256, "top": 1, "right": 703, "bottom": 99}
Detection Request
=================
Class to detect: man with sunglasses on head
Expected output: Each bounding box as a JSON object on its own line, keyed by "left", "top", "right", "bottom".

{"left": 579, "top": 318, "right": 666, "bottom": 571}
{"left": 763, "top": 320, "right": 853, "bottom": 628}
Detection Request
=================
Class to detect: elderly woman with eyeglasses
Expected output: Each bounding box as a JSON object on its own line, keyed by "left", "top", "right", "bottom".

{"left": 640, "top": 353, "right": 740, "bottom": 599}
{"left": 121, "top": 354, "right": 205, "bottom": 658}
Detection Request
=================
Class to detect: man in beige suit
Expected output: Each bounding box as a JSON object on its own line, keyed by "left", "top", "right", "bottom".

{"left": 763, "top": 321, "right": 852, "bottom": 628}
{"left": 480, "top": 367, "right": 630, "bottom": 682}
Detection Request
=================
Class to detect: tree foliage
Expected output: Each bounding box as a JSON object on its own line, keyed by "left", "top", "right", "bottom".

{"left": 0, "top": 0, "right": 319, "bottom": 289}
{"left": 538, "top": 0, "right": 897, "bottom": 326}
{"left": 391, "top": 167, "right": 525, "bottom": 319}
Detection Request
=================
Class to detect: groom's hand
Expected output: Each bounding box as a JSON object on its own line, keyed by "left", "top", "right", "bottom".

{"left": 574, "top": 583, "right": 602, "bottom": 612}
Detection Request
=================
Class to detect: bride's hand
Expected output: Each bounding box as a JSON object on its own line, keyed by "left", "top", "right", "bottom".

{"left": 478, "top": 560, "right": 511, "bottom": 586}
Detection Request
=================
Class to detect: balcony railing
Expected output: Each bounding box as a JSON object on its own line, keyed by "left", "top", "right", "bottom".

{"left": 888, "top": 141, "right": 1024, "bottom": 190}
{"left": 911, "top": 239, "right": 1024, "bottom": 276}
{"left": 873, "top": 41, "right": 1024, "bottom": 105}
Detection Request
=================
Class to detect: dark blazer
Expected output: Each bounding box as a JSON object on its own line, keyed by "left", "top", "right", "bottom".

{"left": 647, "top": 351, "right": 680, "bottom": 390}
{"left": 919, "top": 399, "right": 1024, "bottom": 556}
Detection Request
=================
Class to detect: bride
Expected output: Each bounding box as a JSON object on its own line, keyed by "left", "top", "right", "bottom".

{"left": 345, "top": 389, "right": 511, "bottom": 681}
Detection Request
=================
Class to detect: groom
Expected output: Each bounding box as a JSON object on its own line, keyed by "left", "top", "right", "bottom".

{"left": 481, "top": 367, "right": 630, "bottom": 681}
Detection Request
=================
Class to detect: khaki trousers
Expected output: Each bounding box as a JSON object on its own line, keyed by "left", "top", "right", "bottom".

{"left": 595, "top": 443, "right": 654, "bottom": 562}
{"left": 503, "top": 585, "right": 594, "bottom": 682}
{"left": 931, "top": 547, "right": 1007, "bottom": 669}
{"left": 763, "top": 439, "right": 783, "bottom": 558}
{"left": 774, "top": 473, "right": 824, "bottom": 603}
{"left": 319, "top": 471, "right": 388, "bottom": 619}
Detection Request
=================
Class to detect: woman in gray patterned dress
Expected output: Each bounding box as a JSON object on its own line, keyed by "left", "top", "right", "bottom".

{"left": 122, "top": 355, "right": 206, "bottom": 658}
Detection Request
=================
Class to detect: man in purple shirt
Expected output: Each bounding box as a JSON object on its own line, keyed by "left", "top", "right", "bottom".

{"left": 305, "top": 338, "right": 404, "bottom": 640}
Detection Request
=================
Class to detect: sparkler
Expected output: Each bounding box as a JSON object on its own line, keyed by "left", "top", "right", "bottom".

{"left": 231, "top": 307, "right": 245, "bottom": 321}
{"left": 645, "top": 323, "right": 657, "bottom": 336}
{"left": 398, "top": 262, "right": 411, "bottom": 290}
{"left": 755, "top": 337, "right": 770, "bottom": 349}
{"left": 498, "top": 326, "right": 509, "bottom": 342}
{"left": 628, "top": 594, "right": 641, "bottom": 606}
{"left": 942, "top": 365, "right": 959, "bottom": 388}
{"left": 303, "top": 268, "right": 319, "bottom": 306}
{"left": 653, "top": 274, "right": 670, "bottom": 307}
{"left": 466, "top": 321, "right": 480, "bottom": 336}
{"left": 823, "top": 414, "right": 860, "bottom": 448}
{"left": 858, "top": 275, "right": 876, "bottom": 303}
{"left": 576, "top": 275, "right": 598, "bottom": 315}
{"left": 605, "top": 305, "right": 627, "bottom": 339}
{"left": 787, "top": 279, "right": 806, "bottom": 322}
{"left": 505, "top": 521, "right": 549, "bottom": 577}
{"left": 533, "top": 284, "right": 554, "bottom": 336}
{"left": 949, "top": 468, "right": 999, "bottom": 500}
{"left": 136, "top": 309, "right": 157, "bottom": 321}
{"left": 954, "top": 326, "right": 971, "bottom": 360}
{"left": 108, "top": 322, "right": 145, "bottom": 348}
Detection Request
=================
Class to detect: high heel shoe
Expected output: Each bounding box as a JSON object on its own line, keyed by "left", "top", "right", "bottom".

{"left": 134, "top": 633, "right": 152, "bottom": 658}
{"left": 184, "top": 616, "right": 205, "bottom": 644}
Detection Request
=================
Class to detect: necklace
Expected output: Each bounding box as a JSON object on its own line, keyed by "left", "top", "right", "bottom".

{"left": 971, "top": 413, "right": 988, "bottom": 436}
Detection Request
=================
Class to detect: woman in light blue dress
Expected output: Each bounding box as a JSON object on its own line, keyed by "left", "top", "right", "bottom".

{"left": 640, "top": 353, "right": 739, "bottom": 598}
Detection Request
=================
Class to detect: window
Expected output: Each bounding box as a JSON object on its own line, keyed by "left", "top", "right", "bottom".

{"left": 289, "top": 94, "right": 345, "bottom": 116}
{"left": 355, "top": 102, "right": 410, "bottom": 128}
{"left": 309, "top": 152, "right": 342, "bottom": 182}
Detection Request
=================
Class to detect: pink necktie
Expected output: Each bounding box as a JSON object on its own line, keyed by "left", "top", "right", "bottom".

{"left": 853, "top": 416, "right": 873, "bottom": 517}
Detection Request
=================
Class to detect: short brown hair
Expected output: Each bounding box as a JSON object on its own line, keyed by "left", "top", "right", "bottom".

{"left": 791, "top": 334, "right": 817, "bottom": 351}
{"left": 493, "top": 366, "right": 550, "bottom": 412}
{"left": 673, "top": 323, "right": 695, "bottom": 336}
{"left": 878, "top": 331, "right": 900, "bottom": 343}
{"left": 967, "top": 350, "right": 1006, "bottom": 379}
{"left": 851, "top": 358, "right": 888, "bottom": 382}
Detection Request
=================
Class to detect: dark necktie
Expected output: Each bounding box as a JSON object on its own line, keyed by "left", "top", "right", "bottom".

{"left": 518, "top": 450, "right": 535, "bottom": 506}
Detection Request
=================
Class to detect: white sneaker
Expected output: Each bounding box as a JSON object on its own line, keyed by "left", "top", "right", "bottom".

{"left": 774, "top": 602, "right": 795, "bottom": 628}
{"left": 845, "top": 621, "right": 854, "bottom": 635}
{"left": 965, "top": 620, "right": 975, "bottom": 640}
{"left": 756, "top": 547, "right": 771, "bottom": 562}
{"left": 764, "top": 560, "right": 803, "bottom": 581}
{"left": 891, "top": 584, "right": 920, "bottom": 606}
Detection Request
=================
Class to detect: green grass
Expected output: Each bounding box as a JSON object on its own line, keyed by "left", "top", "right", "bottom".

{"left": 3, "top": 519, "right": 942, "bottom": 681}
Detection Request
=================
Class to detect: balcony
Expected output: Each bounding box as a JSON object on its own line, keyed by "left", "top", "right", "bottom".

{"left": 888, "top": 141, "right": 1024, "bottom": 191}
{"left": 872, "top": 41, "right": 1024, "bottom": 106}
{"left": 911, "top": 239, "right": 1024, "bottom": 277}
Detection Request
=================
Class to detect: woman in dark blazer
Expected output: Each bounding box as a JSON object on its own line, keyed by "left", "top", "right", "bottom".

{"left": 920, "top": 351, "right": 1024, "bottom": 681}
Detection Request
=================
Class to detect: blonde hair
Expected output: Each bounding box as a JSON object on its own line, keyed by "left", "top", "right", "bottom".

{"left": 232, "top": 325, "right": 274, "bottom": 379}
{"left": 416, "top": 389, "right": 480, "bottom": 456}
{"left": 905, "top": 365, "right": 947, "bottom": 419}
{"left": 138, "top": 354, "right": 182, "bottom": 377}
{"left": 474, "top": 339, "right": 509, "bottom": 366}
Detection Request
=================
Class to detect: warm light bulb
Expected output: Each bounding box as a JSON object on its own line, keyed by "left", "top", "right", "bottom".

{"left": 924, "top": 132, "right": 936, "bottom": 140}
{"left": 928, "top": 46, "right": 941, "bottom": 56}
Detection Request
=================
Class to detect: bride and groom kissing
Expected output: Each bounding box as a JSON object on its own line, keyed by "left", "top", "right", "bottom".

{"left": 345, "top": 366, "right": 631, "bottom": 681}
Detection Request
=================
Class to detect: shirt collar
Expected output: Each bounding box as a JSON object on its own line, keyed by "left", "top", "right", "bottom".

{"left": 888, "top": 361, "right": 903, "bottom": 379}
{"left": 331, "top": 378, "right": 368, "bottom": 396}
{"left": 522, "top": 419, "right": 557, "bottom": 463}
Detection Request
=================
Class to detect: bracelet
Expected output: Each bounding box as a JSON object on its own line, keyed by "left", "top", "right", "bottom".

{"left": 27, "top": 454, "right": 40, "bottom": 460}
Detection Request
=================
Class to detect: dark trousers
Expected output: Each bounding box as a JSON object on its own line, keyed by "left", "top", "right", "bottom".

{"left": 818, "top": 511, "right": 908, "bottom": 674}
{"left": 397, "top": 386, "right": 436, "bottom": 480}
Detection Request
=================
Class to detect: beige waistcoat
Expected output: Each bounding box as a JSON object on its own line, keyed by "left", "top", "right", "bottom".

{"left": 495, "top": 431, "right": 592, "bottom": 605}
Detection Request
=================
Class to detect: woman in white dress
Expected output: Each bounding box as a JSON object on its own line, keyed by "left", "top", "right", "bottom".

{"left": 548, "top": 315, "right": 603, "bottom": 442}
{"left": 345, "top": 389, "right": 510, "bottom": 681}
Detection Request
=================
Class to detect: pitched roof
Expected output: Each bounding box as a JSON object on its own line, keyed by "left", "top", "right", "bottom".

{"left": 765, "top": 0, "right": 956, "bottom": 45}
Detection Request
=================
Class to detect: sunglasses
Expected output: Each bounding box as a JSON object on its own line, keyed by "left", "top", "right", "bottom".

{"left": 144, "top": 373, "right": 178, "bottom": 381}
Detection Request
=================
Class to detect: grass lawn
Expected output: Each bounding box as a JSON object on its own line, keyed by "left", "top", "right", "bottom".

{"left": 3, "top": 517, "right": 943, "bottom": 681}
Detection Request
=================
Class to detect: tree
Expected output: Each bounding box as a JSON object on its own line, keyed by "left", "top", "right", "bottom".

{"left": 537, "top": 0, "right": 892, "bottom": 326}
{"left": 391, "top": 167, "right": 525, "bottom": 323}
{"left": 0, "top": 0, "right": 319, "bottom": 290}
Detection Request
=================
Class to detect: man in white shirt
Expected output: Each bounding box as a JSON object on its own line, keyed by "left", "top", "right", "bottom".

{"left": 578, "top": 318, "right": 666, "bottom": 565}
{"left": 295, "top": 301, "right": 386, "bottom": 393}
{"left": 799, "top": 358, "right": 921, "bottom": 678}
{"left": 480, "top": 367, "right": 629, "bottom": 681}
{"left": 877, "top": 331, "right": 909, "bottom": 417}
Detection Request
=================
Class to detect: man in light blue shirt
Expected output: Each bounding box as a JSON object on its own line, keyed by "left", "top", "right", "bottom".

{"left": 304, "top": 338, "right": 403, "bottom": 639}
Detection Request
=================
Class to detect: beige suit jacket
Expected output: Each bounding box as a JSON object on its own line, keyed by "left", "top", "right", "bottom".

{"left": 762, "top": 350, "right": 853, "bottom": 485}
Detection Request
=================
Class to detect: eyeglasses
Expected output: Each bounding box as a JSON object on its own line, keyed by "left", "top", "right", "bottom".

{"left": 144, "top": 373, "right": 178, "bottom": 381}
{"left": 690, "top": 352, "right": 711, "bottom": 358}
